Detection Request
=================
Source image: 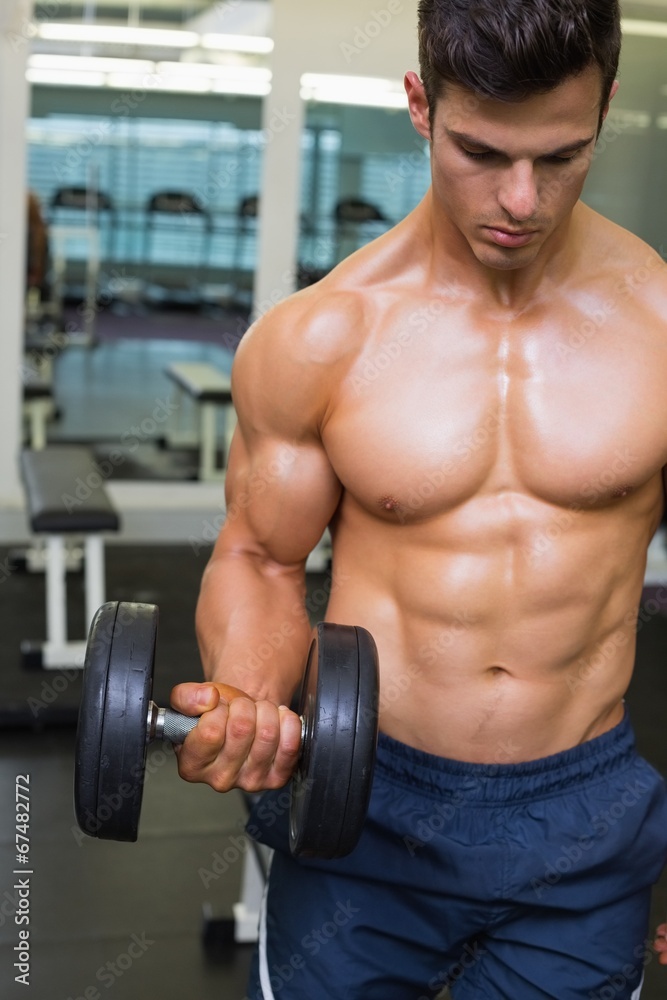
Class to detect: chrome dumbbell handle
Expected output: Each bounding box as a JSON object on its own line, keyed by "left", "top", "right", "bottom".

{"left": 146, "top": 701, "right": 308, "bottom": 746}
{"left": 146, "top": 702, "right": 200, "bottom": 744}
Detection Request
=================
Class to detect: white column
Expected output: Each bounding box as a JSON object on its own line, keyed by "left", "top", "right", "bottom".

{"left": 252, "top": 0, "right": 416, "bottom": 321}
{"left": 252, "top": 18, "right": 305, "bottom": 319}
{"left": 0, "top": 0, "right": 33, "bottom": 507}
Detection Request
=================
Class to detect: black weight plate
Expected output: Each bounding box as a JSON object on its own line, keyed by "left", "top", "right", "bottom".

{"left": 74, "top": 602, "right": 158, "bottom": 841}
{"left": 337, "top": 627, "right": 379, "bottom": 857}
{"left": 74, "top": 602, "right": 116, "bottom": 837}
{"left": 289, "top": 623, "right": 362, "bottom": 859}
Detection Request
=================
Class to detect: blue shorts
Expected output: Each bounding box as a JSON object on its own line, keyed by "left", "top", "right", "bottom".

{"left": 244, "top": 709, "right": 667, "bottom": 999}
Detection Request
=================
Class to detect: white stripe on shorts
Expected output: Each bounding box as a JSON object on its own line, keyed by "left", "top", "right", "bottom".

{"left": 631, "top": 972, "right": 644, "bottom": 999}
{"left": 258, "top": 855, "right": 276, "bottom": 1000}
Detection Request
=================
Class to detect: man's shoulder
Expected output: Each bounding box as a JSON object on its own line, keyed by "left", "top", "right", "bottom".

{"left": 239, "top": 278, "right": 368, "bottom": 371}
{"left": 579, "top": 207, "right": 666, "bottom": 316}
{"left": 583, "top": 207, "right": 664, "bottom": 277}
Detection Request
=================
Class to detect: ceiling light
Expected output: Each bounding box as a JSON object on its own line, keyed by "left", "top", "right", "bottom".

{"left": 156, "top": 62, "right": 271, "bottom": 83}
{"left": 212, "top": 79, "right": 272, "bottom": 97}
{"left": 621, "top": 19, "right": 667, "bottom": 39}
{"left": 29, "top": 54, "right": 155, "bottom": 75}
{"left": 201, "top": 33, "right": 274, "bottom": 55}
{"left": 300, "top": 73, "right": 407, "bottom": 109}
{"left": 36, "top": 23, "right": 199, "bottom": 48}
{"left": 27, "top": 69, "right": 107, "bottom": 87}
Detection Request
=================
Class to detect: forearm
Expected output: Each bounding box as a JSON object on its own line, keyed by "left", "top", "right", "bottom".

{"left": 195, "top": 548, "right": 313, "bottom": 704}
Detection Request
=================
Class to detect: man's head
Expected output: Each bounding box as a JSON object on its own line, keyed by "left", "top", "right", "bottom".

{"left": 418, "top": 0, "right": 621, "bottom": 134}
{"left": 406, "top": 1, "right": 622, "bottom": 274}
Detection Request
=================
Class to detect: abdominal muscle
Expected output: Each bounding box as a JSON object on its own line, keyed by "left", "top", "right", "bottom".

{"left": 326, "top": 496, "right": 648, "bottom": 764}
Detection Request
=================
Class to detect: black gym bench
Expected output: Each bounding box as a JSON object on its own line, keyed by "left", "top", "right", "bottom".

{"left": 20, "top": 447, "right": 121, "bottom": 669}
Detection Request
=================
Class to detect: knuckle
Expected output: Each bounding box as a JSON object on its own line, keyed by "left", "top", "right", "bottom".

{"left": 265, "top": 771, "right": 291, "bottom": 790}
{"left": 282, "top": 730, "right": 302, "bottom": 755}
{"left": 197, "top": 717, "right": 226, "bottom": 747}
{"left": 255, "top": 721, "right": 279, "bottom": 746}
{"left": 209, "top": 773, "right": 234, "bottom": 793}
{"left": 177, "top": 756, "right": 200, "bottom": 782}
{"left": 227, "top": 714, "right": 255, "bottom": 742}
{"left": 240, "top": 775, "right": 266, "bottom": 794}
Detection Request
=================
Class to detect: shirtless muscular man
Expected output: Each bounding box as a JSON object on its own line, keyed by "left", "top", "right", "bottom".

{"left": 173, "top": 1, "right": 667, "bottom": 996}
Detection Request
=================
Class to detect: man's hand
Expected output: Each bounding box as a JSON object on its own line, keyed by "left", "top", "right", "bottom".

{"left": 654, "top": 924, "right": 667, "bottom": 965}
{"left": 169, "top": 682, "right": 302, "bottom": 793}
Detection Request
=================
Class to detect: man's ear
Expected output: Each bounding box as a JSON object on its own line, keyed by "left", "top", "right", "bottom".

{"left": 405, "top": 71, "right": 431, "bottom": 141}
{"left": 601, "top": 79, "right": 620, "bottom": 125}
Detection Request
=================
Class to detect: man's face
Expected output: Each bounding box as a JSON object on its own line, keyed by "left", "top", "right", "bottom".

{"left": 406, "top": 66, "right": 617, "bottom": 272}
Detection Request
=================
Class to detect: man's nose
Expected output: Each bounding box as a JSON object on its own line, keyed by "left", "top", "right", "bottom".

{"left": 497, "top": 161, "right": 539, "bottom": 224}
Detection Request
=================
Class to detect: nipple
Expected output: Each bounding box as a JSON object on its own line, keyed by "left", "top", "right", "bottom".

{"left": 379, "top": 496, "right": 400, "bottom": 513}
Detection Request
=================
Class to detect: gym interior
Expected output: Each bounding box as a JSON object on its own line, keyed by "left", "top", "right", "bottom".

{"left": 1, "top": 1, "right": 667, "bottom": 998}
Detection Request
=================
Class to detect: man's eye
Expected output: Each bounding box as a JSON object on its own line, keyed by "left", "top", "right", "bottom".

{"left": 461, "top": 147, "right": 492, "bottom": 161}
{"left": 547, "top": 153, "right": 580, "bottom": 164}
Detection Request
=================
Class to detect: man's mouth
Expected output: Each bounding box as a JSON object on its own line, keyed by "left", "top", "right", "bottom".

{"left": 485, "top": 227, "right": 538, "bottom": 248}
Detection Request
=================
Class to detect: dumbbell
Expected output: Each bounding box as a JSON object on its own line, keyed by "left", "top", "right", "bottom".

{"left": 74, "top": 602, "right": 379, "bottom": 859}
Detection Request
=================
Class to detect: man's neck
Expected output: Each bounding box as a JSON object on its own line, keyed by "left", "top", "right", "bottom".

{"left": 420, "top": 192, "right": 582, "bottom": 314}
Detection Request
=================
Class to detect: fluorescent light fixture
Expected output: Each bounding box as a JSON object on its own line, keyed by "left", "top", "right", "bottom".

{"left": 621, "top": 19, "right": 667, "bottom": 38}
{"left": 27, "top": 69, "right": 107, "bottom": 87}
{"left": 201, "top": 33, "right": 274, "bottom": 55}
{"left": 36, "top": 23, "right": 199, "bottom": 48}
{"left": 26, "top": 52, "right": 272, "bottom": 96}
{"left": 157, "top": 62, "right": 271, "bottom": 84}
{"left": 212, "top": 79, "right": 272, "bottom": 97}
{"left": 300, "top": 73, "right": 407, "bottom": 109}
{"left": 656, "top": 116, "right": 667, "bottom": 130}
{"left": 154, "top": 62, "right": 271, "bottom": 95}
{"left": 107, "top": 72, "right": 210, "bottom": 93}
{"left": 29, "top": 54, "right": 155, "bottom": 75}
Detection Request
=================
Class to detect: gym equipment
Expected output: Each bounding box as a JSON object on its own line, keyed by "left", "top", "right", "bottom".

{"left": 163, "top": 361, "right": 234, "bottom": 482}
{"left": 20, "top": 447, "right": 120, "bottom": 670}
{"left": 74, "top": 601, "right": 379, "bottom": 859}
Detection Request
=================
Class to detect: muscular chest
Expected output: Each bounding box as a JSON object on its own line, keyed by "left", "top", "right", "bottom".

{"left": 323, "top": 314, "right": 667, "bottom": 519}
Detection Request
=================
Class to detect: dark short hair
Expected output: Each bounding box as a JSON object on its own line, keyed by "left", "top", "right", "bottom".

{"left": 418, "top": 0, "right": 621, "bottom": 123}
